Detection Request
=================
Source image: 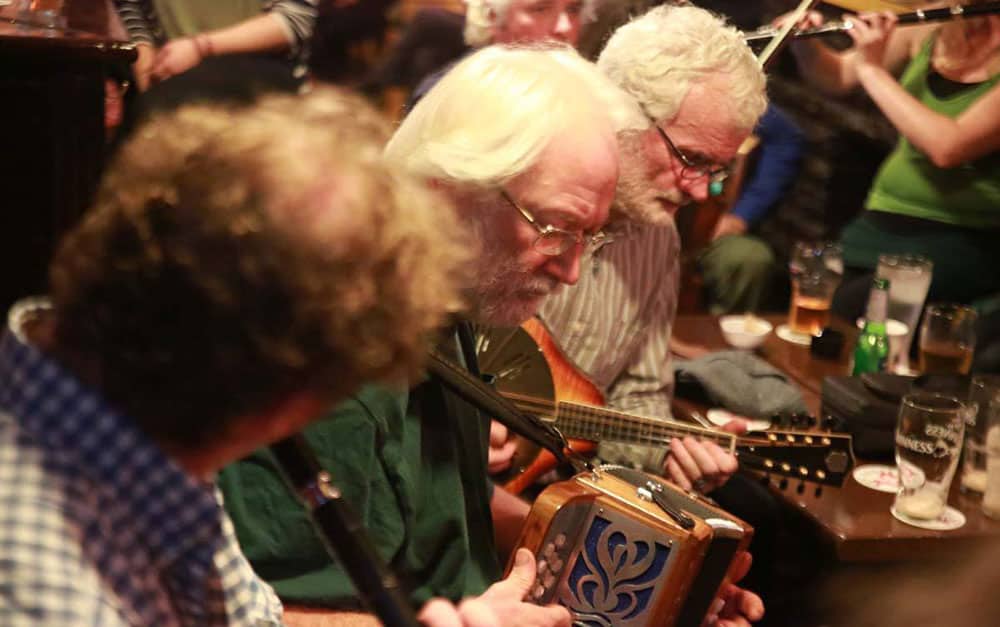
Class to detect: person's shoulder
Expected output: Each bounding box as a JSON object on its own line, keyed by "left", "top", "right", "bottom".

{"left": 0, "top": 434, "right": 119, "bottom": 624}
{"left": 0, "top": 553, "right": 121, "bottom": 625}
{"left": 631, "top": 220, "right": 680, "bottom": 251}
{"left": 317, "top": 384, "right": 408, "bottom": 429}
{"left": 303, "top": 383, "right": 409, "bottom": 445}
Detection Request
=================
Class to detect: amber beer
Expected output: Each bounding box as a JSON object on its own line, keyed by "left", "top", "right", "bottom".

{"left": 789, "top": 295, "right": 830, "bottom": 336}
{"left": 918, "top": 303, "right": 977, "bottom": 375}
{"left": 919, "top": 339, "right": 974, "bottom": 375}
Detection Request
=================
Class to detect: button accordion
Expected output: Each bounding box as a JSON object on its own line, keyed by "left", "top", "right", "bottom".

{"left": 511, "top": 466, "right": 752, "bottom": 627}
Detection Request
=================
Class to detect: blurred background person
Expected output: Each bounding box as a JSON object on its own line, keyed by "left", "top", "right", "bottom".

{"left": 783, "top": 3, "right": 1000, "bottom": 323}
{"left": 113, "top": 0, "right": 318, "bottom": 136}
{"left": 0, "top": 87, "right": 474, "bottom": 625}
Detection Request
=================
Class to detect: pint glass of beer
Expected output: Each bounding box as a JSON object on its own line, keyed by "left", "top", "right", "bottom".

{"left": 893, "top": 393, "right": 965, "bottom": 522}
{"left": 789, "top": 272, "right": 838, "bottom": 336}
{"left": 918, "top": 303, "right": 977, "bottom": 375}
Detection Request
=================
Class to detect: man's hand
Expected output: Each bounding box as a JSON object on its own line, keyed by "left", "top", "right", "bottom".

{"left": 487, "top": 420, "right": 518, "bottom": 475}
{"left": 472, "top": 549, "right": 572, "bottom": 626}
{"left": 418, "top": 597, "right": 500, "bottom": 627}
{"left": 151, "top": 37, "right": 204, "bottom": 83}
{"left": 710, "top": 214, "right": 748, "bottom": 242}
{"left": 702, "top": 552, "right": 765, "bottom": 627}
{"left": 663, "top": 420, "right": 745, "bottom": 493}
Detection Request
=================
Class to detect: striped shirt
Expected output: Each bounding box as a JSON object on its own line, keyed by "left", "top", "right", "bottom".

{"left": 538, "top": 218, "right": 680, "bottom": 470}
{"left": 0, "top": 299, "right": 283, "bottom": 626}
{"left": 114, "top": 0, "right": 318, "bottom": 56}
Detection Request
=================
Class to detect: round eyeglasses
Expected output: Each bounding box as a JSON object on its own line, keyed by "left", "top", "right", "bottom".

{"left": 500, "top": 189, "right": 606, "bottom": 257}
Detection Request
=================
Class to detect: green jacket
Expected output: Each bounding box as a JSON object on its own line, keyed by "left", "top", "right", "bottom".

{"left": 218, "top": 381, "right": 500, "bottom": 608}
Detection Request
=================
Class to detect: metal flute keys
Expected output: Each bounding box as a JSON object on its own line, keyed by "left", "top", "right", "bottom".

{"left": 744, "top": 1, "right": 1000, "bottom": 44}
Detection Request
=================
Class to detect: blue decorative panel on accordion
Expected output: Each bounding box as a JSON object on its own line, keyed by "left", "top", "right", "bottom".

{"left": 564, "top": 515, "right": 671, "bottom": 626}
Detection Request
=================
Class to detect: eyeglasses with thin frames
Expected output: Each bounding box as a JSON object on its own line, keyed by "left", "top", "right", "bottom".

{"left": 500, "top": 189, "right": 606, "bottom": 257}
{"left": 651, "top": 122, "right": 730, "bottom": 186}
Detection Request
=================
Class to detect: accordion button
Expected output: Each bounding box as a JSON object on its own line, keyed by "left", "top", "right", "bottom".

{"left": 534, "top": 585, "right": 545, "bottom": 599}
{"left": 555, "top": 533, "right": 567, "bottom": 548}
{"left": 543, "top": 543, "right": 556, "bottom": 559}
{"left": 543, "top": 572, "right": 556, "bottom": 588}
{"left": 537, "top": 558, "right": 548, "bottom": 574}
{"left": 550, "top": 557, "right": 563, "bottom": 572}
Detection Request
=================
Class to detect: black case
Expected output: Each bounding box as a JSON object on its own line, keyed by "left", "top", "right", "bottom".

{"left": 821, "top": 374, "right": 914, "bottom": 460}
{"left": 820, "top": 373, "right": 970, "bottom": 459}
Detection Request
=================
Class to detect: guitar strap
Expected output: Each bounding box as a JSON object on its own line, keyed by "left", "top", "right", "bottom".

{"left": 427, "top": 348, "right": 589, "bottom": 473}
{"left": 455, "top": 320, "right": 481, "bottom": 377}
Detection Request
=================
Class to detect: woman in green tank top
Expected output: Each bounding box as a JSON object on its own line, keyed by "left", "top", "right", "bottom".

{"left": 785, "top": 1, "right": 1000, "bottom": 318}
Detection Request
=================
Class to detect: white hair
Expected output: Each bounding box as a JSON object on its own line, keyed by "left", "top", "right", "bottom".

{"left": 597, "top": 5, "right": 767, "bottom": 131}
{"left": 385, "top": 44, "right": 626, "bottom": 186}
{"left": 463, "top": 0, "right": 597, "bottom": 47}
{"left": 463, "top": 0, "right": 510, "bottom": 46}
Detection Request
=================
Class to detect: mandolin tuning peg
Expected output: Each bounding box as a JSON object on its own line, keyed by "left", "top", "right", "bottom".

{"left": 796, "top": 481, "right": 805, "bottom": 495}
{"left": 759, "top": 473, "right": 771, "bottom": 487}
{"left": 805, "top": 414, "right": 818, "bottom": 428}
{"left": 814, "top": 485, "right": 823, "bottom": 498}
{"left": 778, "top": 478, "right": 789, "bottom": 490}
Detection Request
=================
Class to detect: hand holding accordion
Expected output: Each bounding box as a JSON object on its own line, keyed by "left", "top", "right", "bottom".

{"left": 509, "top": 466, "right": 758, "bottom": 627}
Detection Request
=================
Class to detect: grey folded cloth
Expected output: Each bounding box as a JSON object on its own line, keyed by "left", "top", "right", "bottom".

{"left": 674, "top": 350, "right": 807, "bottom": 419}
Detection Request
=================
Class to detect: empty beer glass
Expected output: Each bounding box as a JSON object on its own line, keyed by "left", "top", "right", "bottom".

{"left": 918, "top": 303, "right": 977, "bottom": 375}
{"left": 876, "top": 254, "right": 933, "bottom": 374}
{"left": 893, "top": 393, "right": 965, "bottom": 522}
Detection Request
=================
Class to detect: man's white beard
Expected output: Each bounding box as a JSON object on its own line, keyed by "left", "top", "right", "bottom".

{"left": 473, "top": 244, "right": 559, "bottom": 326}
{"left": 615, "top": 139, "right": 689, "bottom": 226}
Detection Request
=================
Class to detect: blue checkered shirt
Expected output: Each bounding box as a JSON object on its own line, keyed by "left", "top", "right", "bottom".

{"left": 0, "top": 299, "right": 284, "bottom": 626}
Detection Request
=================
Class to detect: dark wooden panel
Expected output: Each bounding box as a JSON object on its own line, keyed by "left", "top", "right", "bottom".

{"left": 0, "top": 1, "right": 133, "bottom": 310}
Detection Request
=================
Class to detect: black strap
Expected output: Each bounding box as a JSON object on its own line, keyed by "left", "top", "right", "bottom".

{"left": 455, "top": 320, "right": 481, "bottom": 377}
{"left": 427, "top": 349, "right": 580, "bottom": 469}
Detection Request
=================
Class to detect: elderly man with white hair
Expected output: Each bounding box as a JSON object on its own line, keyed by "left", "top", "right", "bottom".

{"left": 463, "top": 0, "right": 588, "bottom": 47}
{"left": 537, "top": 4, "right": 769, "bottom": 485}
{"left": 533, "top": 7, "right": 771, "bottom": 623}
{"left": 220, "top": 45, "right": 626, "bottom": 627}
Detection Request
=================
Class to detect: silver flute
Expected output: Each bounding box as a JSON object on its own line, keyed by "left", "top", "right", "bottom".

{"left": 744, "top": 1, "right": 1000, "bottom": 43}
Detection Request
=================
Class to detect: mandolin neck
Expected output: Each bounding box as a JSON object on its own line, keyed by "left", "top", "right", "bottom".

{"left": 550, "top": 400, "right": 737, "bottom": 452}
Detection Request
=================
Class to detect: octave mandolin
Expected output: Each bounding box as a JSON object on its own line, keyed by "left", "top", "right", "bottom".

{"left": 476, "top": 319, "right": 855, "bottom": 495}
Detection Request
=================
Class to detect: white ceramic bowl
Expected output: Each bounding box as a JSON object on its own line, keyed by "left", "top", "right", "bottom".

{"left": 719, "top": 315, "right": 773, "bottom": 349}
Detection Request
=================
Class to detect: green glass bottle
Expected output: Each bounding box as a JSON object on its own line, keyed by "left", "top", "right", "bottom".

{"left": 852, "top": 277, "right": 891, "bottom": 375}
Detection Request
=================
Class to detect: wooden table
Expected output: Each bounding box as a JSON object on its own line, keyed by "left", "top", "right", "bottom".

{"left": 673, "top": 314, "right": 1000, "bottom": 562}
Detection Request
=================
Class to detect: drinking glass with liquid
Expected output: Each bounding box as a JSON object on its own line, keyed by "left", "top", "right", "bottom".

{"left": 788, "top": 241, "right": 842, "bottom": 336}
{"left": 893, "top": 393, "right": 965, "bottom": 521}
{"left": 962, "top": 376, "right": 1000, "bottom": 494}
{"left": 983, "top": 400, "right": 1000, "bottom": 519}
{"left": 918, "top": 303, "right": 977, "bottom": 375}
{"left": 876, "top": 254, "right": 933, "bottom": 374}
